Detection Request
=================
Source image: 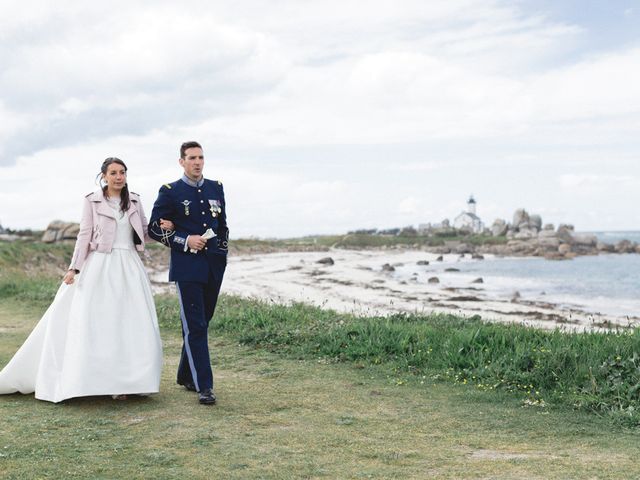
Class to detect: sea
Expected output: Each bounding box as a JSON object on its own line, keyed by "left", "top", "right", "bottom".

{"left": 392, "top": 231, "right": 640, "bottom": 319}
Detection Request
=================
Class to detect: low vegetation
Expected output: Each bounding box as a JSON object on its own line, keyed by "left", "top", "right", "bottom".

{"left": 3, "top": 241, "right": 640, "bottom": 478}
{"left": 3, "top": 295, "right": 640, "bottom": 479}
{"left": 0, "top": 230, "right": 508, "bottom": 262}
{"left": 330, "top": 232, "right": 507, "bottom": 248}
{"left": 156, "top": 295, "right": 640, "bottom": 426}
{"left": 1, "top": 240, "right": 639, "bottom": 426}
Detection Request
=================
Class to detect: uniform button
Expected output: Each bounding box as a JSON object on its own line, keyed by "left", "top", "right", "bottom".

{"left": 204, "top": 247, "right": 208, "bottom": 251}
{"left": 203, "top": 223, "right": 207, "bottom": 227}
{"left": 201, "top": 211, "right": 205, "bottom": 215}
{"left": 198, "top": 189, "right": 201, "bottom": 192}
{"left": 200, "top": 200, "right": 204, "bottom": 203}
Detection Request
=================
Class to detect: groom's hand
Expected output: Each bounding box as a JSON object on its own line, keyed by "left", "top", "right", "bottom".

{"left": 187, "top": 235, "right": 207, "bottom": 251}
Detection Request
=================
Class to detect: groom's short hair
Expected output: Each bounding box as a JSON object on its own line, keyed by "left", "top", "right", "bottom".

{"left": 180, "top": 141, "right": 202, "bottom": 158}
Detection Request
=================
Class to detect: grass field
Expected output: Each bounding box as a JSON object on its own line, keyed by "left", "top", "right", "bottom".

{"left": 0, "top": 232, "right": 506, "bottom": 260}
{"left": 230, "top": 232, "right": 507, "bottom": 251}
{"left": 2, "top": 294, "right": 640, "bottom": 479}
{"left": 1, "top": 241, "right": 640, "bottom": 478}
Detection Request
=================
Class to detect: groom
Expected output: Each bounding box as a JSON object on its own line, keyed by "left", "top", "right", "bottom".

{"left": 149, "top": 141, "right": 229, "bottom": 405}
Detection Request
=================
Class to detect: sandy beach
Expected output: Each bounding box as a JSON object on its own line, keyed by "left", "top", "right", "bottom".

{"left": 150, "top": 249, "right": 639, "bottom": 332}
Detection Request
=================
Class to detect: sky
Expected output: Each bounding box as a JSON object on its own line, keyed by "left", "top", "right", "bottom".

{"left": 1, "top": 0, "right": 639, "bottom": 237}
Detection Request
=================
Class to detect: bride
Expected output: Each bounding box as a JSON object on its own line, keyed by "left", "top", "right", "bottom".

{"left": 0, "top": 158, "right": 169, "bottom": 402}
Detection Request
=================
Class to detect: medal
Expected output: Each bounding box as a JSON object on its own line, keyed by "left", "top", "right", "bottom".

{"left": 181, "top": 200, "right": 192, "bottom": 216}
{"left": 208, "top": 199, "right": 222, "bottom": 218}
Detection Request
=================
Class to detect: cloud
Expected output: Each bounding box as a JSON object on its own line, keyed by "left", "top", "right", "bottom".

{"left": 398, "top": 197, "right": 421, "bottom": 215}
{"left": 1, "top": 1, "right": 639, "bottom": 233}
{"left": 558, "top": 174, "right": 636, "bottom": 190}
{"left": 0, "top": 1, "right": 289, "bottom": 163}
{"left": 393, "top": 162, "right": 443, "bottom": 172}
{"left": 0, "top": 0, "right": 589, "bottom": 165}
{"left": 529, "top": 48, "right": 640, "bottom": 122}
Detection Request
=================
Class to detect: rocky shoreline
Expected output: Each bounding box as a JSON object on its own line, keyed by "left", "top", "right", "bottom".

{"left": 423, "top": 231, "right": 639, "bottom": 260}
{"left": 160, "top": 249, "right": 638, "bottom": 332}
{"left": 481, "top": 208, "right": 639, "bottom": 259}
{"left": 334, "top": 233, "right": 639, "bottom": 260}
{"left": 1, "top": 229, "right": 635, "bottom": 332}
{"left": 373, "top": 208, "right": 640, "bottom": 260}
{"left": 6, "top": 212, "right": 639, "bottom": 261}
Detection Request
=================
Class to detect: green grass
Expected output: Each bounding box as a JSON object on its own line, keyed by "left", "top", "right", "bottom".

{"left": 0, "top": 232, "right": 506, "bottom": 268}
{"left": 5, "top": 258, "right": 640, "bottom": 425}
{"left": 227, "top": 233, "right": 507, "bottom": 252}
{"left": 4, "top": 264, "right": 640, "bottom": 427}
{"left": 3, "top": 243, "right": 640, "bottom": 477}
{"left": 156, "top": 294, "right": 640, "bottom": 426}
{"left": 4, "top": 297, "right": 640, "bottom": 479}
{"left": 327, "top": 233, "right": 507, "bottom": 249}
{"left": 0, "top": 241, "right": 73, "bottom": 275}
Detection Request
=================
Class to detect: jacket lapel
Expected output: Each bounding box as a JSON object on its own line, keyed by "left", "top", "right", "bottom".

{"left": 127, "top": 197, "right": 139, "bottom": 218}
{"left": 90, "top": 192, "right": 116, "bottom": 219}
{"left": 127, "top": 197, "right": 145, "bottom": 242}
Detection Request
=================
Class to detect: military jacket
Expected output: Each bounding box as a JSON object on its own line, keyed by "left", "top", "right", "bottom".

{"left": 149, "top": 177, "right": 228, "bottom": 282}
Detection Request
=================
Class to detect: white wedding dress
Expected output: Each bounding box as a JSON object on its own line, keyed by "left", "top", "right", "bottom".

{"left": 0, "top": 200, "right": 163, "bottom": 402}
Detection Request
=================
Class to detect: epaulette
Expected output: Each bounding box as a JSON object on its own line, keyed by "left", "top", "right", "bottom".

{"left": 217, "top": 180, "right": 223, "bottom": 186}
{"left": 163, "top": 184, "right": 172, "bottom": 189}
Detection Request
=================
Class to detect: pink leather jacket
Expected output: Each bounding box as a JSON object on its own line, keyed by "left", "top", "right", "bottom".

{"left": 69, "top": 190, "right": 150, "bottom": 272}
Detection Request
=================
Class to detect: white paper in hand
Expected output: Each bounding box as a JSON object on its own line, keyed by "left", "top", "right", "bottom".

{"left": 190, "top": 228, "right": 217, "bottom": 254}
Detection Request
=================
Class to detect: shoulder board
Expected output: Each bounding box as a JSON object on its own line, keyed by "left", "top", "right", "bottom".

{"left": 217, "top": 180, "right": 223, "bottom": 186}
{"left": 84, "top": 192, "right": 93, "bottom": 198}
{"left": 163, "top": 184, "right": 172, "bottom": 189}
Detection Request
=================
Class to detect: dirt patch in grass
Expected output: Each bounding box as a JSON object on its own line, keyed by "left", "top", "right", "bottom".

{"left": 468, "top": 449, "right": 545, "bottom": 460}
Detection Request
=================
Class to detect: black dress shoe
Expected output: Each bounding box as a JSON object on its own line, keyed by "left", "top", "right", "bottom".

{"left": 198, "top": 389, "right": 217, "bottom": 405}
{"left": 178, "top": 381, "right": 197, "bottom": 392}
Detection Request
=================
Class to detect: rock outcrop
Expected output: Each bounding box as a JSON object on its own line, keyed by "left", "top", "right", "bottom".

{"left": 491, "top": 219, "right": 508, "bottom": 237}
{"left": 42, "top": 221, "right": 80, "bottom": 243}
{"left": 616, "top": 240, "right": 636, "bottom": 254}
{"left": 483, "top": 209, "right": 635, "bottom": 259}
{"left": 317, "top": 257, "right": 335, "bottom": 265}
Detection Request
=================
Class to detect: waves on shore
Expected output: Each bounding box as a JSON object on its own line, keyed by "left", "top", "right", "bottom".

{"left": 393, "top": 252, "right": 640, "bottom": 318}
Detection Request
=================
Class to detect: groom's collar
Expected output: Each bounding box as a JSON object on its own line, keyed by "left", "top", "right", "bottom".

{"left": 181, "top": 174, "right": 205, "bottom": 187}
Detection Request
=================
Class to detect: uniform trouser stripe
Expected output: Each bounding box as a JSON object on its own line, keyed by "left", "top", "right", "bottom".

{"left": 175, "top": 283, "right": 200, "bottom": 393}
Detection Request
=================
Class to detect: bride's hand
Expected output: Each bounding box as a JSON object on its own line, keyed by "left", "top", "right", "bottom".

{"left": 63, "top": 270, "right": 76, "bottom": 285}
{"left": 159, "top": 218, "right": 174, "bottom": 231}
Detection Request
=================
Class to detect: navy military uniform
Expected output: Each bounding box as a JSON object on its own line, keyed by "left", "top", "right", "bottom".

{"left": 149, "top": 175, "right": 228, "bottom": 394}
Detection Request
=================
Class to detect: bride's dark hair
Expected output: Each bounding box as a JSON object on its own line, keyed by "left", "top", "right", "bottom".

{"left": 98, "top": 157, "right": 131, "bottom": 212}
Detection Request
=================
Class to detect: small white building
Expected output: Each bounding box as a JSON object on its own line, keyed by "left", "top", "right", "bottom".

{"left": 453, "top": 196, "right": 484, "bottom": 233}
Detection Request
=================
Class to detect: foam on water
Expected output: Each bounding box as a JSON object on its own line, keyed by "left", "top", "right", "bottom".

{"left": 392, "top": 247, "right": 640, "bottom": 318}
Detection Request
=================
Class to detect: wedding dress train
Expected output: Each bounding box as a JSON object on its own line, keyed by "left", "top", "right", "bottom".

{"left": 0, "top": 207, "right": 163, "bottom": 402}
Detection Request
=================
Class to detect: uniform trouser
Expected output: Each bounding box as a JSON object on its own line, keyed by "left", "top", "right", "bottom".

{"left": 175, "top": 255, "right": 226, "bottom": 392}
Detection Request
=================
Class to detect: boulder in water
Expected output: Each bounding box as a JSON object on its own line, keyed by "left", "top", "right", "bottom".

{"left": 317, "top": 257, "right": 335, "bottom": 265}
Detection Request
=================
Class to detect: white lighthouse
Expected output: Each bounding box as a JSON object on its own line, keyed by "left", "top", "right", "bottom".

{"left": 467, "top": 195, "right": 476, "bottom": 215}
{"left": 453, "top": 195, "right": 483, "bottom": 233}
